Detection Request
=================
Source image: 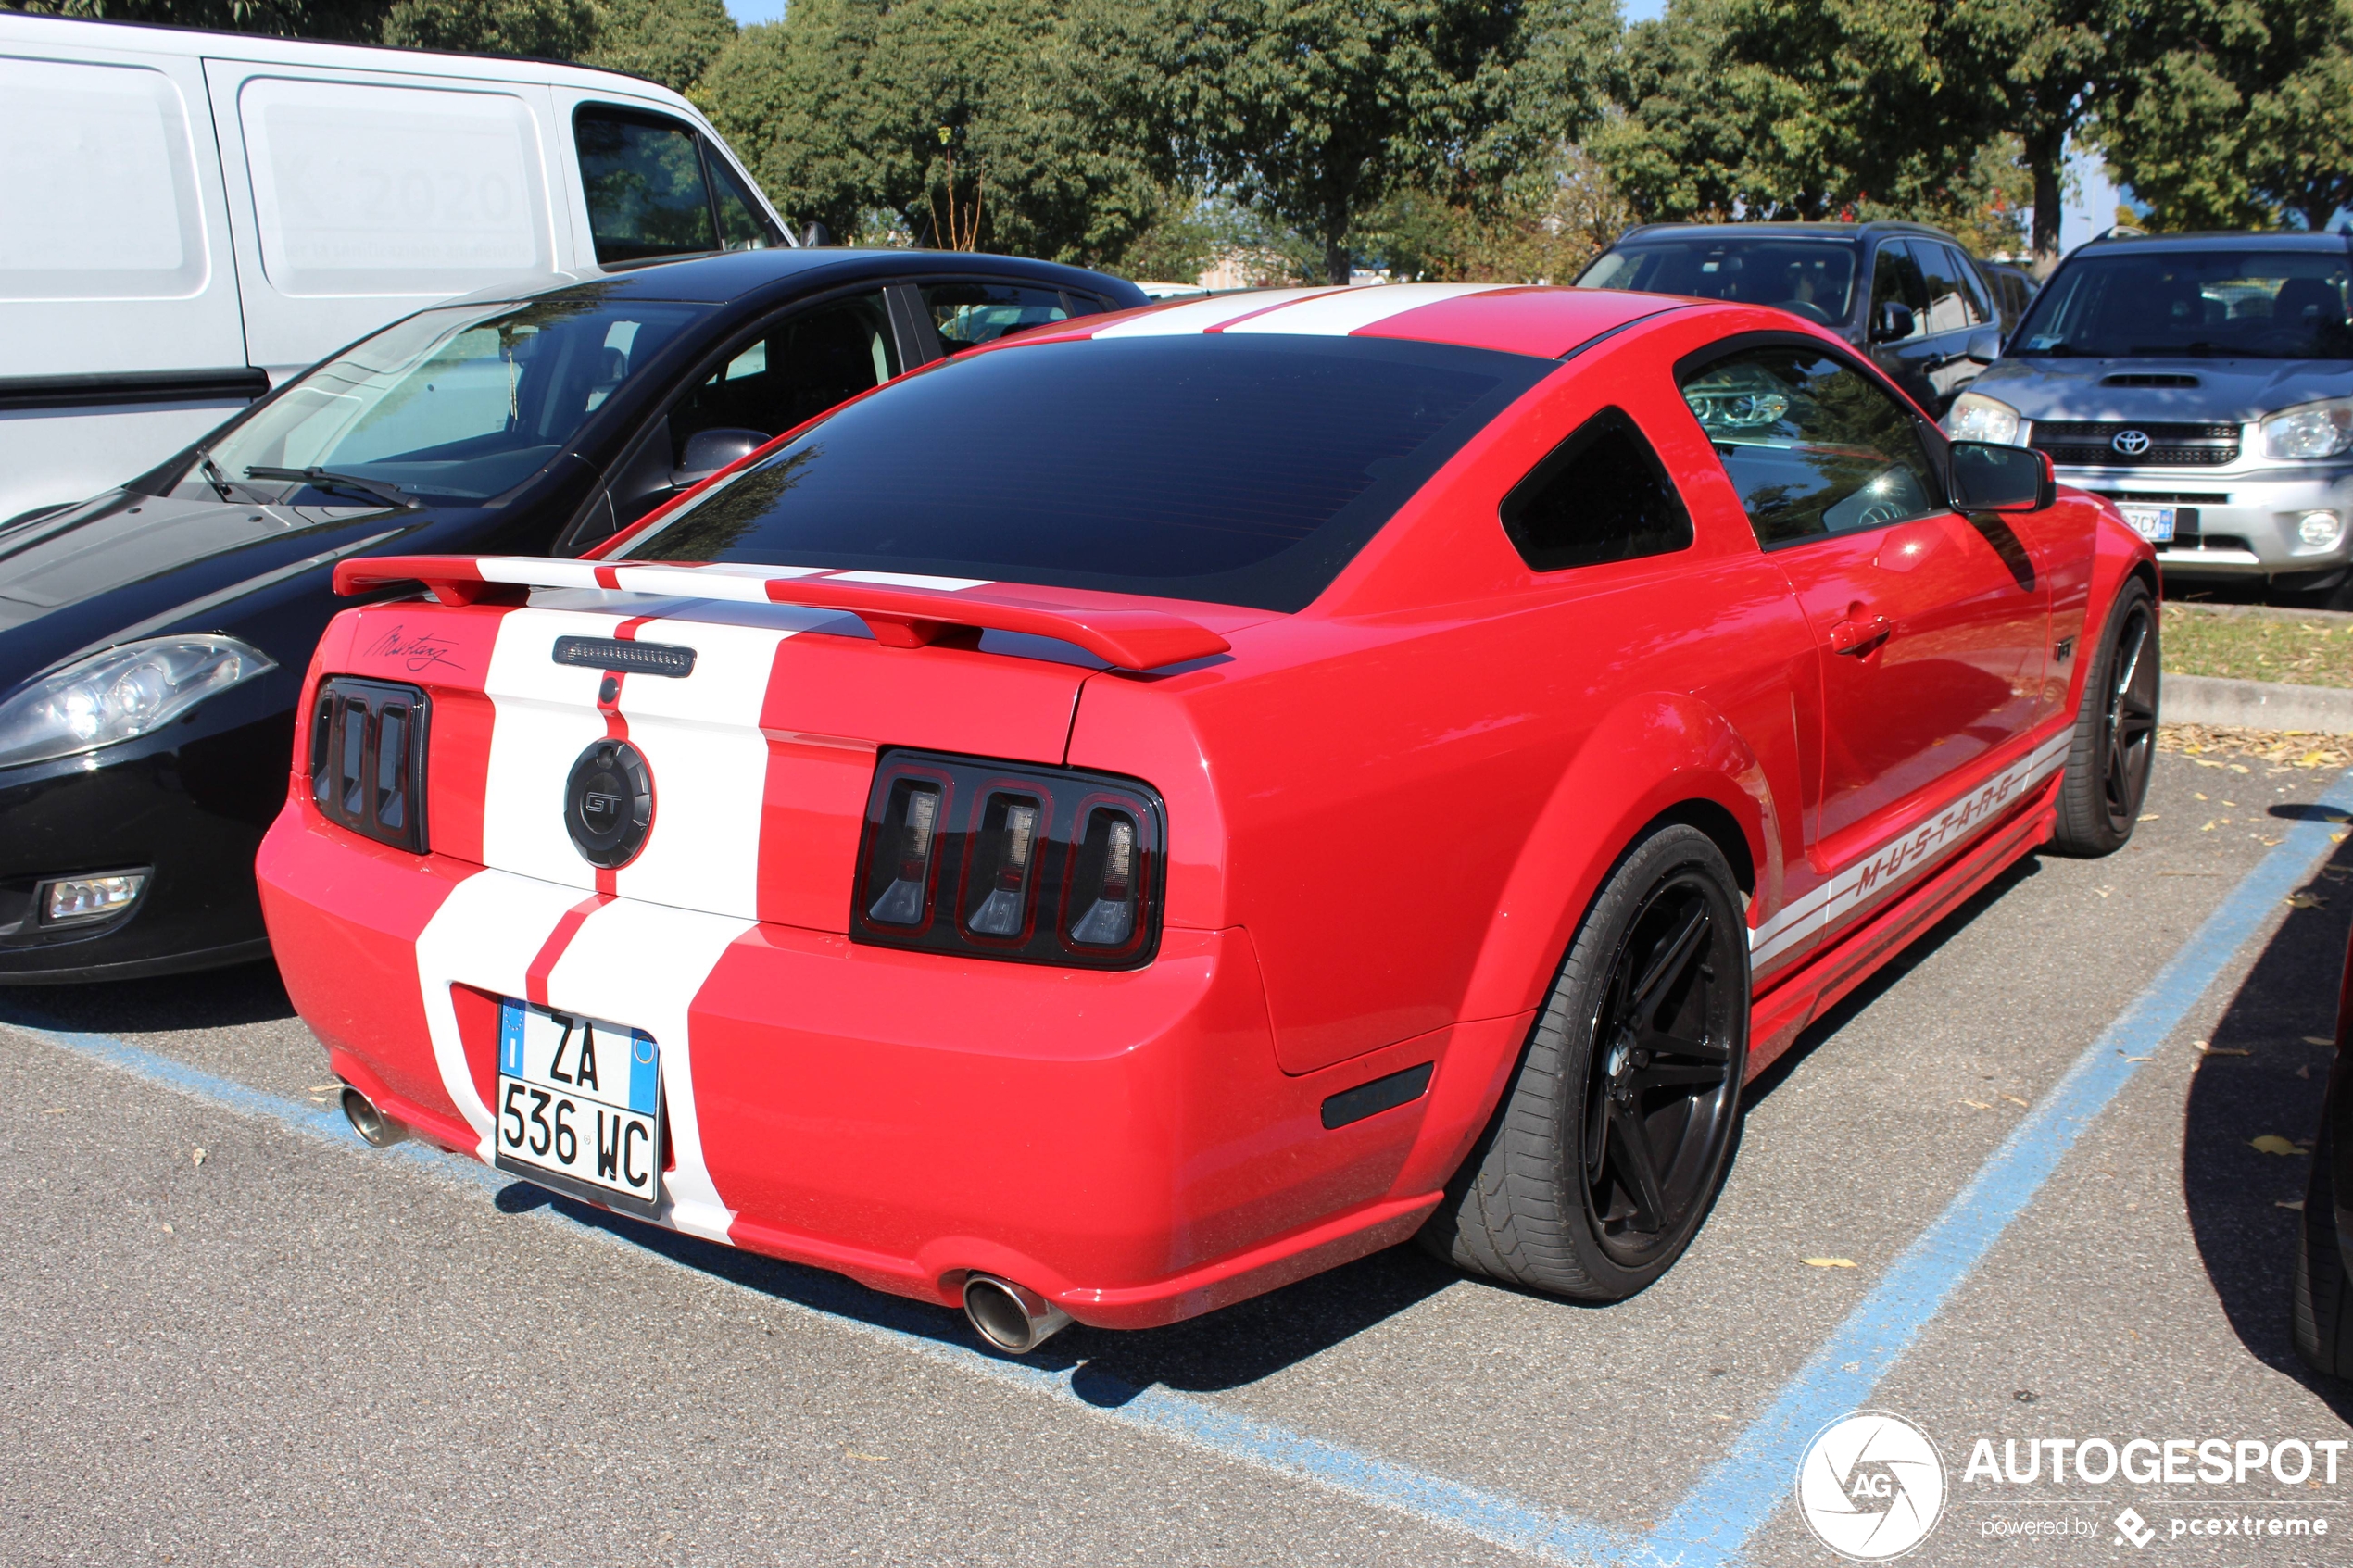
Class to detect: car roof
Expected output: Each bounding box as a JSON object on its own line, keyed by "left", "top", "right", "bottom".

{"left": 1613, "top": 220, "right": 1957, "bottom": 244}
{"left": 444, "top": 247, "right": 1146, "bottom": 311}
{"left": 1001, "top": 282, "right": 1693, "bottom": 360}
{"left": 2078, "top": 229, "right": 2353, "bottom": 254}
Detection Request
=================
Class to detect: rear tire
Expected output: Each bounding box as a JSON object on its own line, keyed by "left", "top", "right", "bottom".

{"left": 1420, "top": 824, "right": 1749, "bottom": 1301}
{"left": 2293, "top": 1122, "right": 2353, "bottom": 1379}
{"left": 2050, "top": 577, "right": 2158, "bottom": 857}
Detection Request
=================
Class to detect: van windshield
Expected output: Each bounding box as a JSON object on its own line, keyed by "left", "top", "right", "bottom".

{"left": 1575, "top": 237, "right": 1858, "bottom": 325}
{"left": 206, "top": 291, "right": 711, "bottom": 500}
{"left": 2013, "top": 250, "right": 2353, "bottom": 359}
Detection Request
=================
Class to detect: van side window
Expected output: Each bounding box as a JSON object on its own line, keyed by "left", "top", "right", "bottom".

{"left": 1500, "top": 408, "right": 1693, "bottom": 572}
{"left": 709, "top": 156, "right": 782, "bottom": 252}
{"left": 1679, "top": 345, "right": 1939, "bottom": 546}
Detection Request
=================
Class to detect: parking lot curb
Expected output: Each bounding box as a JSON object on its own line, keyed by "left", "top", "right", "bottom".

{"left": 2161, "top": 671, "right": 2353, "bottom": 734}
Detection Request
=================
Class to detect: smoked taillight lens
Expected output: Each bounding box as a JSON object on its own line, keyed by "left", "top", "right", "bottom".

{"left": 309, "top": 676, "right": 430, "bottom": 853}
{"left": 851, "top": 750, "right": 1164, "bottom": 968}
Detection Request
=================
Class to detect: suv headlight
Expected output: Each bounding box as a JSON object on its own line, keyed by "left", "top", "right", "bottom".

{"left": 1944, "top": 391, "right": 2026, "bottom": 445}
{"left": 2262, "top": 398, "right": 2353, "bottom": 460}
{"left": 0, "top": 635, "right": 276, "bottom": 769}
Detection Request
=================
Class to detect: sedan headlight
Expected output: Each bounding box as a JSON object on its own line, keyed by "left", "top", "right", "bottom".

{"left": 1944, "top": 391, "right": 2026, "bottom": 446}
{"left": 2261, "top": 398, "right": 2353, "bottom": 460}
{"left": 0, "top": 635, "right": 276, "bottom": 769}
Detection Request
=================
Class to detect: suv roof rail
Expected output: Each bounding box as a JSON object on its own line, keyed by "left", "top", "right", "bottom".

{"left": 2088, "top": 225, "right": 2147, "bottom": 243}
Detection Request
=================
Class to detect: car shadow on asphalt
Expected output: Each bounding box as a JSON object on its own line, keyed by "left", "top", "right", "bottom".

{"left": 2182, "top": 823, "right": 2353, "bottom": 1422}
{"left": 0, "top": 957, "right": 295, "bottom": 1036}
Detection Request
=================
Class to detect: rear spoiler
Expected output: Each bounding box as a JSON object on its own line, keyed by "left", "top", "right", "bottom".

{"left": 331, "top": 555, "right": 1231, "bottom": 672}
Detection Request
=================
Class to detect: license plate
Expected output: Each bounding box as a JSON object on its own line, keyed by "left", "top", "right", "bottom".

{"left": 493, "top": 999, "right": 661, "bottom": 1214}
{"left": 2118, "top": 504, "right": 2176, "bottom": 543}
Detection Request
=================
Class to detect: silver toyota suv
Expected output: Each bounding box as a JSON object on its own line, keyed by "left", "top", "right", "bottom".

{"left": 1945, "top": 231, "right": 2353, "bottom": 590}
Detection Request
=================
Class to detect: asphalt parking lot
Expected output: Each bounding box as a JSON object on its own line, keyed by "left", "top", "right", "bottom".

{"left": 6, "top": 747, "right": 2353, "bottom": 1567}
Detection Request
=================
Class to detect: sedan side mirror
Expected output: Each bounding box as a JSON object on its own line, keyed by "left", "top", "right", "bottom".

{"left": 1870, "top": 301, "right": 1916, "bottom": 343}
{"left": 672, "top": 426, "right": 768, "bottom": 487}
{"left": 800, "top": 220, "right": 832, "bottom": 247}
{"left": 1964, "top": 326, "right": 2003, "bottom": 362}
{"left": 1948, "top": 440, "right": 2054, "bottom": 512}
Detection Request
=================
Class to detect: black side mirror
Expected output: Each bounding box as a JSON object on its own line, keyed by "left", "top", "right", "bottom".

{"left": 1964, "top": 326, "right": 2003, "bottom": 362}
{"left": 1948, "top": 440, "right": 2054, "bottom": 512}
{"left": 1870, "top": 301, "right": 1916, "bottom": 343}
{"left": 672, "top": 426, "right": 768, "bottom": 486}
{"left": 800, "top": 220, "right": 832, "bottom": 247}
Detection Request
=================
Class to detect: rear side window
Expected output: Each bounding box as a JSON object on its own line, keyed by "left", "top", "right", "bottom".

{"left": 1870, "top": 243, "right": 1930, "bottom": 339}
{"left": 575, "top": 107, "right": 780, "bottom": 265}
{"left": 1501, "top": 408, "right": 1692, "bottom": 571}
{"left": 1679, "top": 345, "right": 1940, "bottom": 546}
{"left": 617, "top": 334, "right": 1553, "bottom": 612}
{"left": 923, "top": 282, "right": 1073, "bottom": 353}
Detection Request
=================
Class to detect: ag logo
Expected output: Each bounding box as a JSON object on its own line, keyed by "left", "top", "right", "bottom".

{"left": 2112, "top": 428, "right": 2153, "bottom": 457}
{"left": 1795, "top": 1411, "right": 1947, "bottom": 1560}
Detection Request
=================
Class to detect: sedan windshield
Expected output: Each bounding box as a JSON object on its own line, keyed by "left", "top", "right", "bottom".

{"left": 1576, "top": 238, "right": 1858, "bottom": 325}
{"left": 615, "top": 335, "right": 1553, "bottom": 612}
{"left": 206, "top": 291, "right": 711, "bottom": 500}
{"left": 2012, "top": 250, "right": 2353, "bottom": 359}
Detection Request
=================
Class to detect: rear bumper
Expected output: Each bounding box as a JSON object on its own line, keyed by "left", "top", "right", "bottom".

{"left": 258, "top": 799, "right": 1496, "bottom": 1329}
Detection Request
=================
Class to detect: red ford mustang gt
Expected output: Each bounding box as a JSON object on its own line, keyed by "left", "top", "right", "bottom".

{"left": 257, "top": 283, "right": 2158, "bottom": 1352}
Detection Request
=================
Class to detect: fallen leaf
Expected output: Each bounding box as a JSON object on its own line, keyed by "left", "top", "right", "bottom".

{"left": 2121, "top": 1055, "right": 2154, "bottom": 1063}
{"left": 2002, "top": 1094, "right": 2031, "bottom": 1107}
{"left": 2279, "top": 1199, "right": 2307, "bottom": 1210}
{"left": 2230, "top": 763, "right": 2251, "bottom": 773}
{"left": 159, "top": 1223, "right": 173, "bottom": 1235}
{"left": 2251, "top": 1135, "right": 2306, "bottom": 1156}
{"left": 2138, "top": 813, "right": 2161, "bottom": 821}
{"left": 2202, "top": 821, "right": 2217, "bottom": 832}
{"left": 2309, "top": 752, "right": 2333, "bottom": 768}
{"left": 845, "top": 1450, "right": 891, "bottom": 1462}
{"left": 2095, "top": 887, "right": 2112, "bottom": 898}
{"left": 308, "top": 1085, "right": 340, "bottom": 1093}
{"left": 1802, "top": 1258, "right": 1858, "bottom": 1269}
{"left": 2196, "top": 792, "right": 2210, "bottom": 800}
{"left": 2305, "top": 1036, "right": 2334, "bottom": 1047}
{"left": 2194, "top": 759, "right": 2225, "bottom": 769}
{"left": 1962, "top": 1098, "right": 1994, "bottom": 1110}
{"left": 190, "top": 1148, "right": 206, "bottom": 1168}
{"left": 2197, "top": 1042, "right": 2252, "bottom": 1056}
{"left": 2336, "top": 832, "right": 2349, "bottom": 844}
{"left": 2299, "top": 1064, "right": 2313, "bottom": 1079}
{"left": 2288, "top": 892, "right": 2326, "bottom": 909}
{"left": 43, "top": 1108, "right": 67, "bottom": 1114}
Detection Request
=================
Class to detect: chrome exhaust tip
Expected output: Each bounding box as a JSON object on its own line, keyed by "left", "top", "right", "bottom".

{"left": 963, "top": 1273, "right": 1073, "bottom": 1355}
{"left": 339, "top": 1085, "right": 408, "bottom": 1148}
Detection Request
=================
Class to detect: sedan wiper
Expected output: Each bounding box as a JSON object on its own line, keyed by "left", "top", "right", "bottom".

{"left": 245, "top": 465, "right": 421, "bottom": 512}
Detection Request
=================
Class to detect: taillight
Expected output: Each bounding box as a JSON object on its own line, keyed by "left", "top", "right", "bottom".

{"left": 309, "top": 676, "right": 430, "bottom": 853}
{"left": 851, "top": 749, "right": 1164, "bottom": 968}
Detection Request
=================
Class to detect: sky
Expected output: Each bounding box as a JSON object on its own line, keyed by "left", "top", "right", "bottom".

{"left": 719, "top": 0, "right": 2121, "bottom": 254}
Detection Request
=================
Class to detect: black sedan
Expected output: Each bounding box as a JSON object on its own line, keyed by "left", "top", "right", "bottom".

{"left": 2296, "top": 915, "right": 2353, "bottom": 1377}
{"left": 0, "top": 249, "right": 1144, "bottom": 982}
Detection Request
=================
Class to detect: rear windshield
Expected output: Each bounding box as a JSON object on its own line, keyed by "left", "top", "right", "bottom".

{"left": 615, "top": 334, "right": 1553, "bottom": 612}
{"left": 2013, "top": 249, "right": 2353, "bottom": 360}
{"left": 1576, "top": 238, "right": 1859, "bottom": 326}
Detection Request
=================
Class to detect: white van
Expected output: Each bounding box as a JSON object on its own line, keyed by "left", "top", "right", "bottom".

{"left": 0, "top": 14, "right": 795, "bottom": 525}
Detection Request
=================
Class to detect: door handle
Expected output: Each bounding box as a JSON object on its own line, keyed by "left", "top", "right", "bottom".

{"left": 1828, "top": 613, "right": 1893, "bottom": 655}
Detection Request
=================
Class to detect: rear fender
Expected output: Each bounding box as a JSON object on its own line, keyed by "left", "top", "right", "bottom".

{"left": 1457, "top": 689, "right": 1782, "bottom": 1026}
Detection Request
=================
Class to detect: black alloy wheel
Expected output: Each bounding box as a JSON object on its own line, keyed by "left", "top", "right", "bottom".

{"left": 2053, "top": 578, "right": 2158, "bottom": 857}
{"left": 1422, "top": 823, "right": 1750, "bottom": 1300}
{"left": 1579, "top": 871, "right": 1743, "bottom": 1266}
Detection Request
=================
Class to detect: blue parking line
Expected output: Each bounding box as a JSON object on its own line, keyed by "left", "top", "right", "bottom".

{"left": 2, "top": 1013, "right": 1626, "bottom": 1563}
{"left": 1631, "top": 771, "right": 2353, "bottom": 1568}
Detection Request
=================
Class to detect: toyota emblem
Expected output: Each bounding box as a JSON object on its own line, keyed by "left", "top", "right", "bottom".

{"left": 2111, "top": 428, "right": 2152, "bottom": 457}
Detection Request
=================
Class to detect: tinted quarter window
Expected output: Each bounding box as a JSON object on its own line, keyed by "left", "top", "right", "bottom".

{"left": 617, "top": 335, "right": 1553, "bottom": 612}
{"left": 1501, "top": 408, "right": 1692, "bottom": 572}
{"left": 1915, "top": 244, "right": 1982, "bottom": 332}
{"left": 576, "top": 107, "right": 716, "bottom": 264}
{"left": 1679, "top": 345, "right": 1940, "bottom": 547}
{"left": 923, "top": 282, "right": 1071, "bottom": 353}
{"left": 710, "top": 155, "right": 781, "bottom": 252}
{"left": 1870, "top": 243, "right": 1930, "bottom": 339}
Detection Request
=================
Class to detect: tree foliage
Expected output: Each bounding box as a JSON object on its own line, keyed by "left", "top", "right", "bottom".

{"left": 586, "top": 0, "right": 737, "bottom": 93}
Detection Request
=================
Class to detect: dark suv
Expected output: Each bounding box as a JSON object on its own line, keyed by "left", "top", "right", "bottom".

{"left": 1574, "top": 220, "right": 2017, "bottom": 415}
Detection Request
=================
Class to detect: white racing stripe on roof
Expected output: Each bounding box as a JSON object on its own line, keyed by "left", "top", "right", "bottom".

{"left": 1220, "top": 282, "right": 1511, "bottom": 336}
{"left": 829, "top": 570, "right": 992, "bottom": 591}
{"left": 1088, "top": 286, "right": 1340, "bottom": 338}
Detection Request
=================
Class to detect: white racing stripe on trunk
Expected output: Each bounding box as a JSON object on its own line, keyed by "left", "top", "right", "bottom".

{"left": 477, "top": 558, "right": 606, "bottom": 592}
{"left": 413, "top": 869, "right": 604, "bottom": 1160}
{"left": 481, "top": 607, "right": 623, "bottom": 893}
{"left": 542, "top": 897, "right": 753, "bottom": 1243}
{"left": 1751, "top": 732, "right": 2075, "bottom": 966}
{"left": 610, "top": 613, "right": 797, "bottom": 921}
{"left": 1088, "top": 286, "right": 1340, "bottom": 338}
{"left": 1219, "top": 282, "right": 1510, "bottom": 337}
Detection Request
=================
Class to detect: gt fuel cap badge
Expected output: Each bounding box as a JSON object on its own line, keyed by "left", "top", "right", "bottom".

{"left": 565, "top": 739, "right": 653, "bottom": 867}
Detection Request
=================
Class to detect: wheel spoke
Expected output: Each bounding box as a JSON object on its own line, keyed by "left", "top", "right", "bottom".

{"left": 1633, "top": 1061, "right": 1726, "bottom": 1091}
{"left": 1607, "top": 1100, "right": 1668, "bottom": 1232}
{"left": 1643, "top": 1027, "right": 1730, "bottom": 1064}
{"left": 2111, "top": 621, "right": 2147, "bottom": 707}
{"left": 1630, "top": 899, "right": 1708, "bottom": 1022}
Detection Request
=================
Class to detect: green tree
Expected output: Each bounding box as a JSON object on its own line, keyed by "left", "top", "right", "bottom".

{"left": 377, "top": 0, "right": 597, "bottom": 56}
{"left": 5, "top": 0, "right": 387, "bottom": 35}
{"left": 698, "top": 0, "right": 1164, "bottom": 264}
{"left": 587, "top": 0, "right": 738, "bottom": 93}
{"left": 1116, "top": 0, "right": 1590, "bottom": 285}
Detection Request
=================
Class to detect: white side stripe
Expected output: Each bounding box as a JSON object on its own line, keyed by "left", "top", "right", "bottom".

{"left": 1219, "top": 282, "right": 1511, "bottom": 336}
{"left": 1752, "top": 733, "right": 2074, "bottom": 966}
{"left": 1088, "top": 286, "right": 1340, "bottom": 339}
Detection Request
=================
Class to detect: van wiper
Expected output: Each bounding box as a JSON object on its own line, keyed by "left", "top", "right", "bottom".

{"left": 193, "top": 445, "right": 237, "bottom": 502}
{"left": 245, "top": 465, "right": 421, "bottom": 512}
